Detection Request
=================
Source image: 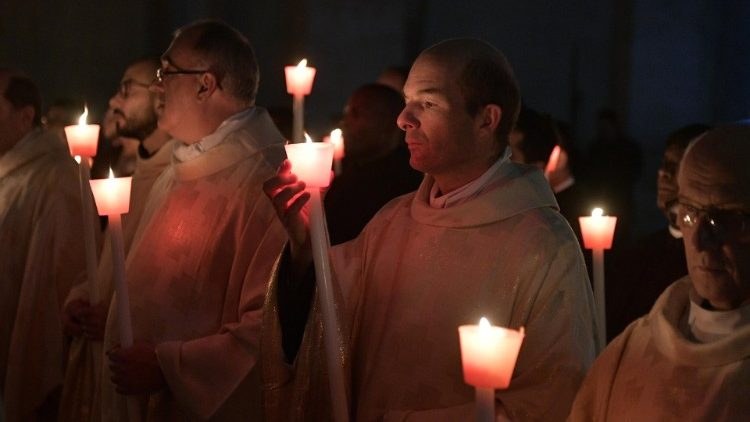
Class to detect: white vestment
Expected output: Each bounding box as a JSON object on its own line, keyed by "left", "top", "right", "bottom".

{"left": 100, "top": 108, "right": 287, "bottom": 420}
{"left": 0, "top": 129, "right": 86, "bottom": 421}
{"left": 264, "top": 163, "right": 598, "bottom": 421}
{"left": 569, "top": 277, "right": 750, "bottom": 421}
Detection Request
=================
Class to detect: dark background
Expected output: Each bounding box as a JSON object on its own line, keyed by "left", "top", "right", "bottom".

{"left": 2, "top": 0, "right": 749, "bottom": 235}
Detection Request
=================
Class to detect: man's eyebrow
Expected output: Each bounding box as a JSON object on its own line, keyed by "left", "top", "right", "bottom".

{"left": 404, "top": 87, "right": 446, "bottom": 100}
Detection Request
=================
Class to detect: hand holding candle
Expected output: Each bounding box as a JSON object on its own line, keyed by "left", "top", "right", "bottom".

{"left": 90, "top": 170, "right": 140, "bottom": 420}
{"left": 459, "top": 317, "right": 524, "bottom": 422}
{"left": 579, "top": 207, "right": 617, "bottom": 348}
{"left": 284, "top": 137, "right": 348, "bottom": 422}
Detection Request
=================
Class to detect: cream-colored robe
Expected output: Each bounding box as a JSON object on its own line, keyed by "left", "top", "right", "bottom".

{"left": 59, "top": 139, "right": 176, "bottom": 422}
{"left": 100, "top": 108, "right": 287, "bottom": 420}
{"left": 264, "top": 163, "right": 598, "bottom": 421}
{"left": 0, "top": 128, "right": 86, "bottom": 421}
{"left": 568, "top": 277, "right": 750, "bottom": 421}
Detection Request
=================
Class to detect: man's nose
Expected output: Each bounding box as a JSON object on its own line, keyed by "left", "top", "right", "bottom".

{"left": 397, "top": 106, "right": 417, "bottom": 131}
{"left": 691, "top": 217, "right": 723, "bottom": 251}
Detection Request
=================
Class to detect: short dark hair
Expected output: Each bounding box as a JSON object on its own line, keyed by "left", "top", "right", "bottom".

{"left": 422, "top": 39, "right": 521, "bottom": 146}
{"left": 3, "top": 71, "right": 42, "bottom": 127}
{"left": 177, "top": 20, "right": 259, "bottom": 103}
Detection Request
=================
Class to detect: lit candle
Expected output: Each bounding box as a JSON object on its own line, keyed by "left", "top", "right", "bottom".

{"left": 458, "top": 318, "right": 525, "bottom": 422}
{"left": 326, "top": 128, "right": 345, "bottom": 176}
{"left": 284, "top": 59, "right": 317, "bottom": 143}
{"left": 64, "top": 106, "right": 99, "bottom": 158}
{"left": 544, "top": 144, "right": 561, "bottom": 179}
{"left": 579, "top": 207, "right": 617, "bottom": 348}
{"left": 65, "top": 107, "right": 101, "bottom": 303}
{"left": 284, "top": 137, "right": 348, "bottom": 422}
{"left": 90, "top": 170, "right": 134, "bottom": 357}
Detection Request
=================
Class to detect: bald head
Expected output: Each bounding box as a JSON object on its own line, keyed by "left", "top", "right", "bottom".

{"left": 679, "top": 124, "right": 750, "bottom": 206}
{"left": 678, "top": 123, "right": 750, "bottom": 310}
{"left": 418, "top": 38, "right": 520, "bottom": 145}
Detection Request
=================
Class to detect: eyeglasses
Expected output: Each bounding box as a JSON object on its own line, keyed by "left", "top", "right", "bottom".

{"left": 155, "top": 67, "right": 210, "bottom": 83}
{"left": 117, "top": 79, "right": 152, "bottom": 98}
{"left": 677, "top": 202, "right": 750, "bottom": 242}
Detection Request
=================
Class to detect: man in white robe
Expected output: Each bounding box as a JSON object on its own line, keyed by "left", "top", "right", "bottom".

{"left": 569, "top": 124, "right": 750, "bottom": 421}
{"left": 0, "top": 69, "right": 86, "bottom": 421}
{"left": 264, "top": 39, "right": 597, "bottom": 421}
{"left": 99, "top": 21, "right": 287, "bottom": 420}
{"left": 58, "top": 57, "right": 174, "bottom": 422}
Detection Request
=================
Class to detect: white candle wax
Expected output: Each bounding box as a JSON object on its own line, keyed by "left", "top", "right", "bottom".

{"left": 578, "top": 207, "right": 617, "bottom": 250}
{"left": 578, "top": 208, "right": 617, "bottom": 349}
{"left": 77, "top": 158, "right": 100, "bottom": 302}
{"left": 90, "top": 171, "right": 132, "bottom": 216}
{"left": 458, "top": 318, "right": 525, "bottom": 389}
{"left": 284, "top": 59, "right": 317, "bottom": 97}
{"left": 284, "top": 138, "right": 334, "bottom": 188}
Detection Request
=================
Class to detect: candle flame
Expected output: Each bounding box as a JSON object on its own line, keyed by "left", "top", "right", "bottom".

{"left": 297, "top": 59, "right": 308, "bottom": 68}
{"left": 479, "top": 317, "right": 491, "bottom": 329}
{"left": 108, "top": 168, "right": 115, "bottom": 179}
{"left": 544, "top": 145, "right": 561, "bottom": 176}
{"left": 304, "top": 132, "right": 313, "bottom": 144}
{"left": 77, "top": 106, "right": 89, "bottom": 126}
{"left": 592, "top": 207, "right": 604, "bottom": 217}
{"left": 74, "top": 155, "right": 81, "bottom": 164}
{"left": 330, "top": 128, "right": 342, "bottom": 143}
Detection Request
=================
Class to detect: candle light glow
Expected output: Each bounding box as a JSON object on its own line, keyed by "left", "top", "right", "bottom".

{"left": 284, "top": 135, "right": 334, "bottom": 188}
{"left": 579, "top": 207, "right": 617, "bottom": 250}
{"left": 64, "top": 106, "right": 99, "bottom": 157}
{"left": 89, "top": 169, "right": 132, "bottom": 216}
{"left": 284, "top": 59, "right": 317, "bottom": 97}
{"left": 458, "top": 317, "right": 525, "bottom": 389}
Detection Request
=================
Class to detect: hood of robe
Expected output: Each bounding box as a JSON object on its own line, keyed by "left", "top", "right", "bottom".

{"left": 172, "top": 107, "right": 286, "bottom": 181}
{"left": 411, "top": 162, "right": 559, "bottom": 228}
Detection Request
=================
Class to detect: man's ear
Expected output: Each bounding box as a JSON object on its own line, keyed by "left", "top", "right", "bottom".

{"left": 478, "top": 104, "right": 502, "bottom": 136}
{"left": 197, "top": 72, "right": 219, "bottom": 100}
{"left": 18, "top": 105, "right": 35, "bottom": 129}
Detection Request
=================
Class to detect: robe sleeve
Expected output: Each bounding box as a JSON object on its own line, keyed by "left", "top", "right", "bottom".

{"left": 155, "top": 212, "right": 286, "bottom": 419}
{"left": 498, "top": 238, "right": 598, "bottom": 422}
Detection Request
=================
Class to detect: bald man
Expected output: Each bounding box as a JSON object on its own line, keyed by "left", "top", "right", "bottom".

{"left": 569, "top": 124, "right": 750, "bottom": 420}
{"left": 264, "top": 39, "right": 596, "bottom": 421}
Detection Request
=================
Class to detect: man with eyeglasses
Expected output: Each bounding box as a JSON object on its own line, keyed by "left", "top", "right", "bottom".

{"left": 605, "top": 124, "right": 710, "bottom": 341}
{"left": 570, "top": 123, "right": 750, "bottom": 420}
{"left": 58, "top": 57, "right": 174, "bottom": 422}
{"left": 99, "top": 21, "right": 287, "bottom": 420}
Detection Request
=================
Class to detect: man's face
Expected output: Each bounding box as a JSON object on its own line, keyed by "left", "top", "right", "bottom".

{"left": 657, "top": 143, "right": 686, "bottom": 215}
{"left": 151, "top": 34, "right": 205, "bottom": 142}
{"left": 108, "top": 62, "right": 159, "bottom": 141}
{"left": 678, "top": 147, "right": 750, "bottom": 310}
{"left": 397, "top": 55, "right": 494, "bottom": 183}
{"left": 0, "top": 74, "right": 30, "bottom": 154}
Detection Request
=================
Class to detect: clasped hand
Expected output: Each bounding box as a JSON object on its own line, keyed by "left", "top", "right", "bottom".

{"left": 107, "top": 342, "right": 166, "bottom": 395}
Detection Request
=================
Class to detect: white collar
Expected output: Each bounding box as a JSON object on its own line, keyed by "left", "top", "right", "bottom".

{"left": 688, "top": 297, "right": 750, "bottom": 343}
{"left": 428, "top": 147, "right": 511, "bottom": 209}
{"left": 174, "top": 107, "right": 255, "bottom": 163}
